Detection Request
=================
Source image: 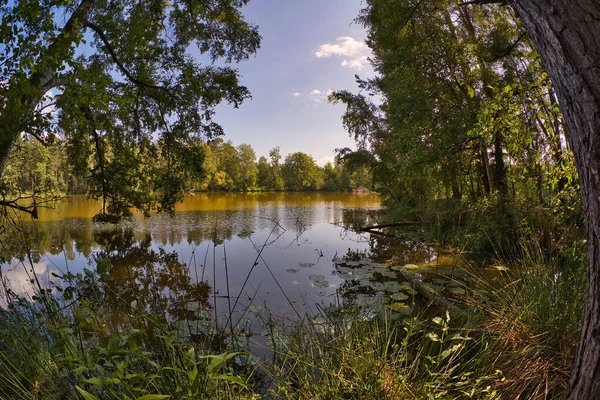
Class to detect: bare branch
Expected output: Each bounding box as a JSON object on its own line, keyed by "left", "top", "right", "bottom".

{"left": 0, "top": 199, "right": 38, "bottom": 219}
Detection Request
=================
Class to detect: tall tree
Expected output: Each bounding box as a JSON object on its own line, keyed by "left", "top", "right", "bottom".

{"left": 0, "top": 0, "right": 260, "bottom": 217}
{"left": 500, "top": 1, "right": 600, "bottom": 397}
{"left": 282, "top": 152, "right": 322, "bottom": 191}
{"left": 236, "top": 143, "right": 258, "bottom": 191}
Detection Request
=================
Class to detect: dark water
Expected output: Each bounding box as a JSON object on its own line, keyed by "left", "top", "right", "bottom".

{"left": 1, "top": 193, "right": 388, "bottom": 318}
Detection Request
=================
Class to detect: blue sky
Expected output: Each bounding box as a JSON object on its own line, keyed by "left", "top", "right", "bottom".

{"left": 214, "top": 0, "right": 374, "bottom": 166}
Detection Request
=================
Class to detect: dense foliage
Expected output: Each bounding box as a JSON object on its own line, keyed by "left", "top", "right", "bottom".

{"left": 1, "top": 137, "right": 372, "bottom": 196}
{"left": 331, "top": 0, "right": 581, "bottom": 242}
{"left": 0, "top": 0, "right": 261, "bottom": 219}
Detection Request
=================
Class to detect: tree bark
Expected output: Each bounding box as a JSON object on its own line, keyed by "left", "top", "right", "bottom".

{"left": 507, "top": 1, "right": 600, "bottom": 398}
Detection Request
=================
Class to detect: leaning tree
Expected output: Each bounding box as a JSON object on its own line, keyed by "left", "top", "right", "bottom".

{"left": 0, "top": 0, "right": 260, "bottom": 218}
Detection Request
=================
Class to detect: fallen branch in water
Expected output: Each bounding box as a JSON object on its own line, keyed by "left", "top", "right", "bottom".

{"left": 360, "top": 222, "right": 424, "bottom": 232}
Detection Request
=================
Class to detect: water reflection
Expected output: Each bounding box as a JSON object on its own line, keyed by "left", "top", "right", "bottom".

{"left": 88, "top": 229, "right": 212, "bottom": 325}
{"left": 0, "top": 193, "right": 382, "bottom": 318}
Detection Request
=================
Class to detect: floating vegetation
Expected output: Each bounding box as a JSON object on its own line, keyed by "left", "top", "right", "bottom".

{"left": 390, "top": 302, "right": 411, "bottom": 315}
{"left": 299, "top": 262, "right": 315, "bottom": 268}
{"left": 448, "top": 287, "right": 466, "bottom": 295}
{"left": 286, "top": 268, "right": 299, "bottom": 273}
{"left": 390, "top": 292, "right": 409, "bottom": 301}
{"left": 309, "top": 274, "right": 326, "bottom": 282}
{"left": 488, "top": 265, "right": 510, "bottom": 271}
{"left": 383, "top": 281, "right": 403, "bottom": 292}
{"left": 402, "top": 264, "right": 421, "bottom": 270}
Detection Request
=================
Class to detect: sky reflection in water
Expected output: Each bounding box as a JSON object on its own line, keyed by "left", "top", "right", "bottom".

{"left": 1, "top": 193, "right": 384, "bottom": 319}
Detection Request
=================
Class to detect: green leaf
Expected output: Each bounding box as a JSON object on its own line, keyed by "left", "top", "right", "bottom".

{"left": 390, "top": 292, "right": 409, "bottom": 301}
{"left": 97, "top": 259, "right": 110, "bottom": 274}
{"left": 135, "top": 395, "right": 171, "bottom": 400}
{"left": 83, "top": 377, "right": 121, "bottom": 386}
{"left": 212, "top": 374, "right": 247, "bottom": 387}
{"left": 403, "top": 264, "right": 420, "bottom": 270}
{"left": 448, "top": 287, "right": 466, "bottom": 295}
{"left": 75, "top": 386, "right": 100, "bottom": 400}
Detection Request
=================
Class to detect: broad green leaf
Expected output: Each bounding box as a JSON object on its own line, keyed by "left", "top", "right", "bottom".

{"left": 83, "top": 377, "right": 121, "bottom": 386}
{"left": 75, "top": 386, "right": 100, "bottom": 400}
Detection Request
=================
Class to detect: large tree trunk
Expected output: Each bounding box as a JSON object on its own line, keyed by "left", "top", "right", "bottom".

{"left": 507, "top": 1, "right": 600, "bottom": 398}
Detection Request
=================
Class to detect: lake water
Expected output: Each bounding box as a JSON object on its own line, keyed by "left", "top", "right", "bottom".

{"left": 1, "top": 192, "right": 394, "bottom": 318}
{"left": 2, "top": 192, "right": 491, "bottom": 359}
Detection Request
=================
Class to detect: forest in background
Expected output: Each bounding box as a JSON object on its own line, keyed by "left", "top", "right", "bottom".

{"left": 1, "top": 136, "right": 372, "bottom": 196}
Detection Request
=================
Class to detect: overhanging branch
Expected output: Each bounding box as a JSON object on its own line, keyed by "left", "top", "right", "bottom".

{"left": 0, "top": 199, "right": 38, "bottom": 219}
{"left": 82, "top": 19, "right": 173, "bottom": 96}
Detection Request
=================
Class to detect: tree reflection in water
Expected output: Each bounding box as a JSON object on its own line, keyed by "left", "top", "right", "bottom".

{"left": 79, "top": 228, "right": 211, "bottom": 331}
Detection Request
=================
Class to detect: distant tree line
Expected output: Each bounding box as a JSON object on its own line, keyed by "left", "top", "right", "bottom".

{"left": 1, "top": 136, "right": 372, "bottom": 197}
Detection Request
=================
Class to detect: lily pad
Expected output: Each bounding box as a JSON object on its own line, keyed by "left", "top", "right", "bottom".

{"left": 316, "top": 291, "right": 327, "bottom": 297}
{"left": 355, "top": 294, "right": 387, "bottom": 310}
{"left": 314, "top": 280, "right": 330, "bottom": 288}
{"left": 390, "top": 302, "right": 411, "bottom": 312}
{"left": 403, "top": 264, "right": 421, "bottom": 270}
{"left": 422, "top": 282, "right": 445, "bottom": 293}
{"left": 299, "top": 262, "right": 315, "bottom": 268}
{"left": 337, "top": 273, "right": 355, "bottom": 281}
{"left": 286, "top": 269, "right": 299, "bottom": 273}
{"left": 390, "top": 292, "right": 409, "bottom": 301}
{"left": 383, "top": 281, "right": 403, "bottom": 292}
{"left": 309, "top": 274, "right": 326, "bottom": 282}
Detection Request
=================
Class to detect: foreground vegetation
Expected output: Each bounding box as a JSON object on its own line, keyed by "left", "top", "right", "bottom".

{"left": 0, "top": 207, "right": 585, "bottom": 399}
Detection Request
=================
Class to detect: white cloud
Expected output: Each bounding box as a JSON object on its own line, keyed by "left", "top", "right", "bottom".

{"left": 341, "top": 56, "right": 369, "bottom": 71}
{"left": 309, "top": 88, "right": 334, "bottom": 104}
{"left": 315, "top": 36, "right": 365, "bottom": 58}
{"left": 292, "top": 89, "right": 334, "bottom": 105}
{"left": 315, "top": 36, "right": 371, "bottom": 71}
{"left": 316, "top": 156, "right": 335, "bottom": 167}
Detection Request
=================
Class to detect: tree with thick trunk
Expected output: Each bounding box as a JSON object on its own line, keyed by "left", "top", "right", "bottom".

{"left": 503, "top": 1, "right": 600, "bottom": 398}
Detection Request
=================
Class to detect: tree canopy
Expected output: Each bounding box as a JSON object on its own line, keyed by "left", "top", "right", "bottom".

{"left": 0, "top": 0, "right": 260, "bottom": 219}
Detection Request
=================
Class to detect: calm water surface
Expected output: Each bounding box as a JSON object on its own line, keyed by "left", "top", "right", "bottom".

{"left": 2, "top": 192, "right": 391, "bottom": 319}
